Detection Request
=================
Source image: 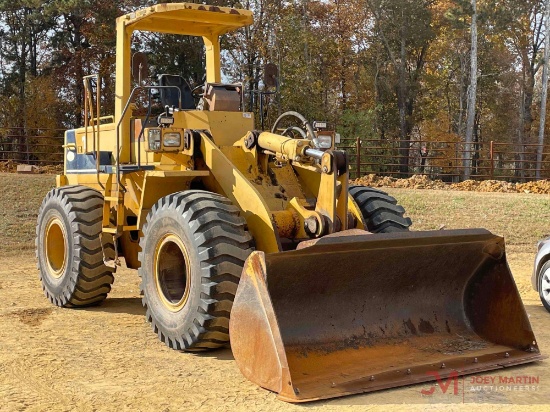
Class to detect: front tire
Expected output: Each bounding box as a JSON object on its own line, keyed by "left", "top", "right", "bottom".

{"left": 36, "top": 186, "right": 115, "bottom": 307}
{"left": 139, "top": 190, "right": 253, "bottom": 351}
{"left": 538, "top": 261, "right": 550, "bottom": 313}
{"left": 349, "top": 186, "right": 412, "bottom": 233}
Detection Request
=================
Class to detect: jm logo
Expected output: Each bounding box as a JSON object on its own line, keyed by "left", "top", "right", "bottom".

{"left": 421, "top": 371, "right": 460, "bottom": 396}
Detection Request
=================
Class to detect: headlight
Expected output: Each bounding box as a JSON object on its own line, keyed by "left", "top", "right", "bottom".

{"left": 148, "top": 129, "right": 161, "bottom": 151}
{"left": 314, "top": 135, "right": 332, "bottom": 149}
{"left": 163, "top": 132, "right": 181, "bottom": 147}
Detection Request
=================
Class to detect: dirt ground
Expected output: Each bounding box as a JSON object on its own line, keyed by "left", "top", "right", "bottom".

{"left": 3, "top": 255, "right": 550, "bottom": 412}
{"left": 1, "top": 174, "right": 550, "bottom": 411}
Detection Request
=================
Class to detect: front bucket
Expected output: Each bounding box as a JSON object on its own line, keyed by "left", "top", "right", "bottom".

{"left": 229, "top": 229, "right": 542, "bottom": 402}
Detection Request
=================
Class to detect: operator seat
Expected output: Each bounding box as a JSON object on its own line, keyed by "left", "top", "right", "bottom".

{"left": 158, "top": 74, "right": 195, "bottom": 110}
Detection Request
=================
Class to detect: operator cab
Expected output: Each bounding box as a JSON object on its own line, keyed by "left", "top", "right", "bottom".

{"left": 158, "top": 74, "right": 195, "bottom": 110}
{"left": 155, "top": 74, "right": 242, "bottom": 114}
{"left": 133, "top": 53, "right": 243, "bottom": 114}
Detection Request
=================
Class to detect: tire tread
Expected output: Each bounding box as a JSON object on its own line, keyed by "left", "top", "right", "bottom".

{"left": 349, "top": 185, "right": 412, "bottom": 233}
{"left": 138, "top": 190, "right": 253, "bottom": 351}
{"left": 36, "top": 185, "right": 114, "bottom": 308}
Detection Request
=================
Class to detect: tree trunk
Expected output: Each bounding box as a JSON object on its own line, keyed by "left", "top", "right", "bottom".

{"left": 464, "top": 0, "right": 477, "bottom": 180}
{"left": 397, "top": 14, "right": 409, "bottom": 177}
{"left": 18, "top": 19, "right": 28, "bottom": 162}
{"left": 517, "top": 86, "right": 525, "bottom": 179}
{"left": 67, "top": 14, "right": 85, "bottom": 127}
{"left": 537, "top": 0, "right": 550, "bottom": 180}
{"left": 457, "top": 55, "right": 466, "bottom": 182}
{"left": 374, "top": 56, "right": 384, "bottom": 139}
{"left": 517, "top": 66, "right": 535, "bottom": 181}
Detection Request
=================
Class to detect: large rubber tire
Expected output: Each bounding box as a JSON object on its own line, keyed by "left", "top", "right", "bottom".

{"left": 138, "top": 190, "right": 253, "bottom": 351}
{"left": 349, "top": 186, "right": 412, "bottom": 233}
{"left": 538, "top": 261, "right": 550, "bottom": 313}
{"left": 36, "top": 185, "right": 115, "bottom": 307}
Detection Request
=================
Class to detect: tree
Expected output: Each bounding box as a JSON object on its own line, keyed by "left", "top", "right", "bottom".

{"left": 48, "top": 0, "right": 127, "bottom": 126}
{"left": 366, "top": 0, "right": 435, "bottom": 176}
{"left": 464, "top": 0, "right": 477, "bottom": 179}
{"left": 0, "top": 0, "right": 55, "bottom": 159}
{"left": 490, "top": 0, "right": 546, "bottom": 180}
{"left": 537, "top": 0, "right": 550, "bottom": 179}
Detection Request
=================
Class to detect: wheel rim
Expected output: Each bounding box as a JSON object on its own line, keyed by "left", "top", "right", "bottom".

{"left": 541, "top": 267, "right": 550, "bottom": 304}
{"left": 154, "top": 233, "right": 190, "bottom": 312}
{"left": 44, "top": 216, "right": 67, "bottom": 278}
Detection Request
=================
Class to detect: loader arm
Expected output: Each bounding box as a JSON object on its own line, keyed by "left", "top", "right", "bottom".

{"left": 197, "top": 129, "right": 355, "bottom": 252}
{"left": 199, "top": 132, "right": 281, "bottom": 253}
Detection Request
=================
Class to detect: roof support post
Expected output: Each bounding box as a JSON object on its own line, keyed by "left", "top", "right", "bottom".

{"left": 203, "top": 34, "right": 221, "bottom": 83}
{"left": 115, "top": 17, "right": 133, "bottom": 163}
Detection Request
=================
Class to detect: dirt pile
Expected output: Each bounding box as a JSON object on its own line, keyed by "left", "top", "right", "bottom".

{"left": 352, "top": 174, "right": 449, "bottom": 190}
{"left": 351, "top": 174, "right": 550, "bottom": 194}
{"left": 516, "top": 180, "right": 550, "bottom": 194}
{"left": 450, "top": 179, "right": 516, "bottom": 193}
{"left": 393, "top": 174, "right": 448, "bottom": 190}
{"left": 0, "top": 160, "right": 17, "bottom": 173}
{"left": 0, "top": 160, "right": 62, "bottom": 174}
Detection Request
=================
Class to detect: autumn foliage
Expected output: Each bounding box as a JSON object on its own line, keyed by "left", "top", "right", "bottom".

{"left": 0, "top": 0, "right": 549, "bottom": 178}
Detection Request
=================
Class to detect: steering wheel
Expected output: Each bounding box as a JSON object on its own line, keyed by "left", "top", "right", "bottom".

{"left": 191, "top": 83, "right": 205, "bottom": 98}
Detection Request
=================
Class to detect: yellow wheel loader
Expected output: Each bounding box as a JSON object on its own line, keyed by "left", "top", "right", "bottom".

{"left": 36, "top": 3, "right": 542, "bottom": 402}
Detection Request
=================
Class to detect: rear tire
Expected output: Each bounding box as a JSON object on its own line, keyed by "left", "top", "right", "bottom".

{"left": 349, "top": 186, "right": 412, "bottom": 233}
{"left": 36, "top": 186, "right": 115, "bottom": 307}
{"left": 138, "top": 190, "right": 253, "bottom": 351}
{"left": 538, "top": 261, "right": 550, "bottom": 313}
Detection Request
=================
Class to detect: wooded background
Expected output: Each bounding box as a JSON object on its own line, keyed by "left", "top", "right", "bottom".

{"left": 1, "top": 0, "right": 550, "bottom": 180}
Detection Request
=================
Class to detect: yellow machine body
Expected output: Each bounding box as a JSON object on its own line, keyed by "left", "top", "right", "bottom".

{"left": 51, "top": 2, "right": 542, "bottom": 403}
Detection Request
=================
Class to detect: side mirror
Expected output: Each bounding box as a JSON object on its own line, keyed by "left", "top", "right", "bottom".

{"left": 263, "top": 63, "right": 278, "bottom": 89}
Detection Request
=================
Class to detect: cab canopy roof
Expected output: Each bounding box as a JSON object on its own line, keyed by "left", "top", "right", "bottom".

{"left": 119, "top": 2, "right": 253, "bottom": 37}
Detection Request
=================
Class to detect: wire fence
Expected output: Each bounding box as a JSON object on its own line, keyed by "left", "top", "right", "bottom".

{"left": 0, "top": 127, "right": 64, "bottom": 165}
{"left": 338, "top": 137, "right": 550, "bottom": 182}
{"left": 2, "top": 126, "right": 550, "bottom": 182}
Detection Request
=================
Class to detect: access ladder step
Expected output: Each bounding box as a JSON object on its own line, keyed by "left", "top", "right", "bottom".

{"left": 102, "top": 225, "right": 138, "bottom": 234}
{"left": 104, "top": 196, "right": 121, "bottom": 202}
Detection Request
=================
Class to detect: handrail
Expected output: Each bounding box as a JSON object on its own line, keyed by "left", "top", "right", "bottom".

{"left": 98, "top": 115, "right": 115, "bottom": 123}
{"left": 83, "top": 74, "right": 104, "bottom": 189}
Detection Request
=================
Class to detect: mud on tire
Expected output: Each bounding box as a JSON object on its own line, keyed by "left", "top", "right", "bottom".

{"left": 36, "top": 185, "right": 115, "bottom": 307}
{"left": 349, "top": 186, "right": 412, "bottom": 233}
{"left": 138, "top": 190, "right": 253, "bottom": 351}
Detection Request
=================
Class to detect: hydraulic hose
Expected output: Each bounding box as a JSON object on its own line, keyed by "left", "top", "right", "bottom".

{"left": 271, "top": 111, "right": 315, "bottom": 140}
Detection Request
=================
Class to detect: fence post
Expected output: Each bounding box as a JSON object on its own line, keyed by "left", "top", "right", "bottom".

{"left": 356, "top": 136, "right": 361, "bottom": 179}
{"left": 489, "top": 140, "right": 494, "bottom": 180}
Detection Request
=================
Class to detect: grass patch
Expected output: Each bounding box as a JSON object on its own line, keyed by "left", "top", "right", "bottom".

{"left": 0, "top": 173, "right": 55, "bottom": 256}
{"left": 0, "top": 174, "right": 548, "bottom": 257}
{"left": 386, "top": 188, "right": 550, "bottom": 253}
